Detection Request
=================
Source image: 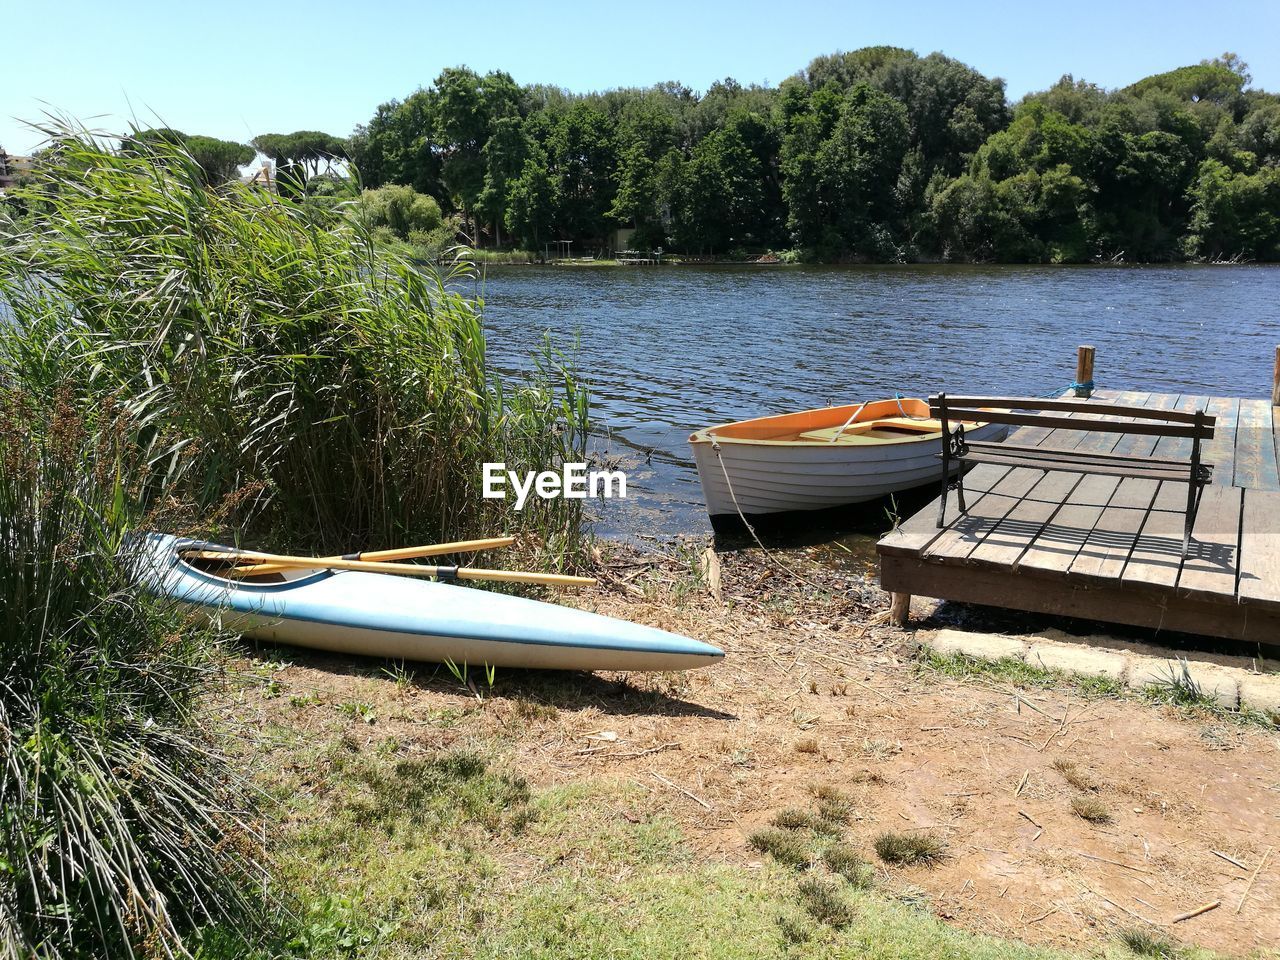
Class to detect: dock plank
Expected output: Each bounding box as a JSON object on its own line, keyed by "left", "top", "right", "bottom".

{"left": 877, "top": 389, "right": 1280, "bottom": 647}
{"left": 1009, "top": 395, "right": 1151, "bottom": 576}
{"left": 1015, "top": 474, "right": 1122, "bottom": 576}
{"left": 1150, "top": 395, "right": 1208, "bottom": 462}
{"left": 924, "top": 468, "right": 1050, "bottom": 564}
{"left": 933, "top": 406, "right": 1101, "bottom": 566}
{"left": 1067, "top": 477, "right": 1160, "bottom": 584}
{"left": 1176, "top": 485, "right": 1242, "bottom": 603}
{"left": 1202, "top": 395, "right": 1240, "bottom": 488}
{"left": 1099, "top": 396, "right": 1198, "bottom": 593}
{"left": 881, "top": 394, "right": 1092, "bottom": 560}
{"left": 1237, "top": 488, "right": 1280, "bottom": 607}
{"left": 877, "top": 464, "right": 1012, "bottom": 558}
{"left": 1121, "top": 483, "right": 1192, "bottom": 592}
{"left": 1234, "top": 399, "right": 1280, "bottom": 490}
{"left": 1111, "top": 392, "right": 1178, "bottom": 458}
{"left": 967, "top": 470, "right": 1083, "bottom": 569}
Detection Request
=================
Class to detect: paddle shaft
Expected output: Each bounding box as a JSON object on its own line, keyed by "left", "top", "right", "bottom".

{"left": 188, "top": 548, "right": 595, "bottom": 588}
{"left": 229, "top": 536, "right": 516, "bottom": 576}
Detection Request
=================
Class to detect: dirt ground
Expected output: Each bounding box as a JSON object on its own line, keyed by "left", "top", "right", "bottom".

{"left": 234, "top": 544, "right": 1280, "bottom": 957}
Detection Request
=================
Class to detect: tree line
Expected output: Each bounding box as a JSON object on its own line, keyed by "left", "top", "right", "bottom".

{"left": 14, "top": 48, "right": 1278, "bottom": 262}
{"left": 348, "top": 49, "right": 1280, "bottom": 261}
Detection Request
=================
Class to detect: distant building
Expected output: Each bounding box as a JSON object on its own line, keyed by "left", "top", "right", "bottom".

{"left": 611, "top": 227, "right": 637, "bottom": 252}
{"left": 241, "top": 163, "right": 276, "bottom": 194}
{"left": 0, "top": 151, "right": 34, "bottom": 192}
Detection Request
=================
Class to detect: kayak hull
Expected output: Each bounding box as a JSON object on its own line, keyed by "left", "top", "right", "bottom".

{"left": 136, "top": 535, "right": 723, "bottom": 672}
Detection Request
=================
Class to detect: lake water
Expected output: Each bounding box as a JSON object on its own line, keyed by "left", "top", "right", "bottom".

{"left": 479, "top": 264, "right": 1280, "bottom": 538}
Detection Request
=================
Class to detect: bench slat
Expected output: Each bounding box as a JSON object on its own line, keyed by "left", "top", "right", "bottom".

{"left": 962, "top": 441, "right": 1202, "bottom": 469}
{"left": 956, "top": 451, "right": 1206, "bottom": 482}
{"left": 928, "top": 395, "right": 1214, "bottom": 425}
{"left": 930, "top": 409, "right": 1211, "bottom": 439}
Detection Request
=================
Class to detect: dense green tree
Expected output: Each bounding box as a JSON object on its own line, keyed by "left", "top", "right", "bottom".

{"left": 610, "top": 140, "right": 664, "bottom": 245}
{"left": 478, "top": 116, "right": 530, "bottom": 245}
{"left": 348, "top": 91, "right": 443, "bottom": 197}
{"left": 184, "top": 136, "right": 254, "bottom": 185}
{"left": 252, "top": 130, "right": 346, "bottom": 193}
{"left": 120, "top": 128, "right": 252, "bottom": 185}
{"left": 506, "top": 145, "right": 557, "bottom": 249}
{"left": 783, "top": 83, "right": 909, "bottom": 255}
{"left": 432, "top": 67, "right": 523, "bottom": 231}
{"left": 354, "top": 184, "right": 443, "bottom": 239}
{"left": 544, "top": 101, "right": 618, "bottom": 244}
{"left": 342, "top": 49, "right": 1280, "bottom": 261}
{"left": 670, "top": 126, "right": 763, "bottom": 251}
{"left": 1184, "top": 159, "right": 1280, "bottom": 260}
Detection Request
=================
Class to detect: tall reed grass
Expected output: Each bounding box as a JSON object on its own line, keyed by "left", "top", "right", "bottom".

{"left": 0, "top": 392, "right": 264, "bottom": 958}
{"left": 0, "top": 123, "right": 590, "bottom": 565}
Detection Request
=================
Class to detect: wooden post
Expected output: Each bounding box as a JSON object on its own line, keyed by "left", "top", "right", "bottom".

{"left": 1272, "top": 345, "right": 1280, "bottom": 407}
{"left": 889, "top": 592, "right": 911, "bottom": 627}
{"left": 1074, "top": 345, "right": 1095, "bottom": 398}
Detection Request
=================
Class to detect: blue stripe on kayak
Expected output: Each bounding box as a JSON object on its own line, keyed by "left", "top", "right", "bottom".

{"left": 198, "top": 605, "right": 723, "bottom": 659}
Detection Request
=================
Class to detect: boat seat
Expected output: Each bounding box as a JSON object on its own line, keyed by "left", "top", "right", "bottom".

{"left": 798, "top": 418, "right": 942, "bottom": 443}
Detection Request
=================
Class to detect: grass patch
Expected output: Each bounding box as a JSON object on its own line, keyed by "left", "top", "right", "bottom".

{"left": 771, "top": 807, "right": 844, "bottom": 836}
{"left": 920, "top": 648, "right": 1125, "bottom": 699}
{"left": 530, "top": 781, "right": 685, "bottom": 869}
{"left": 810, "top": 785, "right": 856, "bottom": 824}
{"left": 1138, "top": 661, "right": 1277, "bottom": 729}
{"left": 920, "top": 646, "right": 1279, "bottom": 730}
{"left": 1052, "top": 759, "right": 1100, "bottom": 792}
{"left": 748, "top": 828, "right": 812, "bottom": 869}
{"left": 1070, "top": 795, "right": 1113, "bottom": 824}
{"left": 796, "top": 876, "right": 856, "bottom": 929}
{"left": 874, "top": 831, "right": 946, "bottom": 866}
{"left": 822, "top": 843, "right": 874, "bottom": 888}
{"left": 1117, "top": 926, "right": 1181, "bottom": 958}
{"left": 224, "top": 697, "right": 1098, "bottom": 959}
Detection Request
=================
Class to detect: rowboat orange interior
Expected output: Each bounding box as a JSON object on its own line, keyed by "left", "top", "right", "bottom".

{"left": 691, "top": 397, "right": 984, "bottom": 445}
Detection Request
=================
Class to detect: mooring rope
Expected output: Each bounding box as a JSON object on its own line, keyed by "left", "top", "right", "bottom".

{"left": 1042, "top": 380, "right": 1095, "bottom": 399}
{"left": 710, "top": 441, "right": 829, "bottom": 590}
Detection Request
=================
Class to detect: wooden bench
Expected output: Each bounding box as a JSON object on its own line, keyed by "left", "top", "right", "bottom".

{"left": 930, "top": 395, "right": 1216, "bottom": 558}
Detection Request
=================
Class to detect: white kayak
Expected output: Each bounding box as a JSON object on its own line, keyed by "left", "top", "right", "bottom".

{"left": 134, "top": 534, "right": 723, "bottom": 671}
{"left": 689, "top": 397, "right": 1008, "bottom": 518}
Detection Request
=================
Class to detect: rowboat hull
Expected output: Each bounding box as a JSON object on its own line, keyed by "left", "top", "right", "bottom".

{"left": 135, "top": 534, "right": 723, "bottom": 671}
{"left": 689, "top": 398, "right": 1006, "bottom": 517}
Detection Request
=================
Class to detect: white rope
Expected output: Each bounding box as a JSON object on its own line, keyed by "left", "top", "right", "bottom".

{"left": 710, "top": 441, "right": 829, "bottom": 590}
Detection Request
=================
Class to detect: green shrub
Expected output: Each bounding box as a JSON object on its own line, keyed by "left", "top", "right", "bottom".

{"left": 821, "top": 843, "right": 873, "bottom": 887}
{"left": 873, "top": 831, "right": 945, "bottom": 866}
{"left": 0, "top": 125, "right": 589, "bottom": 566}
{"left": 0, "top": 393, "right": 263, "bottom": 958}
{"left": 795, "top": 876, "right": 856, "bottom": 928}
{"left": 747, "top": 828, "right": 811, "bottom": 869}
{"left": 354, "top": 183, "right": 444, "bottom": 239}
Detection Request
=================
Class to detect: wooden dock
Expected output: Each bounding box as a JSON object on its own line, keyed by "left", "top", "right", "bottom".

{"left": 878, "top": 385, "right": 1280, "bottom": 645}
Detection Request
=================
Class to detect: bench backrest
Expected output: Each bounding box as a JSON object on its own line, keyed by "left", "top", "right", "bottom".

{"left": 928, "top": 395, "right": 1216, "bottom": 441}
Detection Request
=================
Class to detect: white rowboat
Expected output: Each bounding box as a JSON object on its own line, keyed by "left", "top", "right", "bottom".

{"left": 688, "top": 397, "right": 1007, "bottom": 518}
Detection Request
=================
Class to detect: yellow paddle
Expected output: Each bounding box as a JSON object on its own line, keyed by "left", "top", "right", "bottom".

{"left": 218, "top": 536, "right": 516, "bottom": 577}
{"left": 185, "top": 546, "right": 595, "bottom": 588}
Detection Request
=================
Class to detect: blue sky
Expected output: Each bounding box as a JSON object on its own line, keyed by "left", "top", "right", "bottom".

{"left": 4, "top": 0, "right": 1277, "bottom": 155}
